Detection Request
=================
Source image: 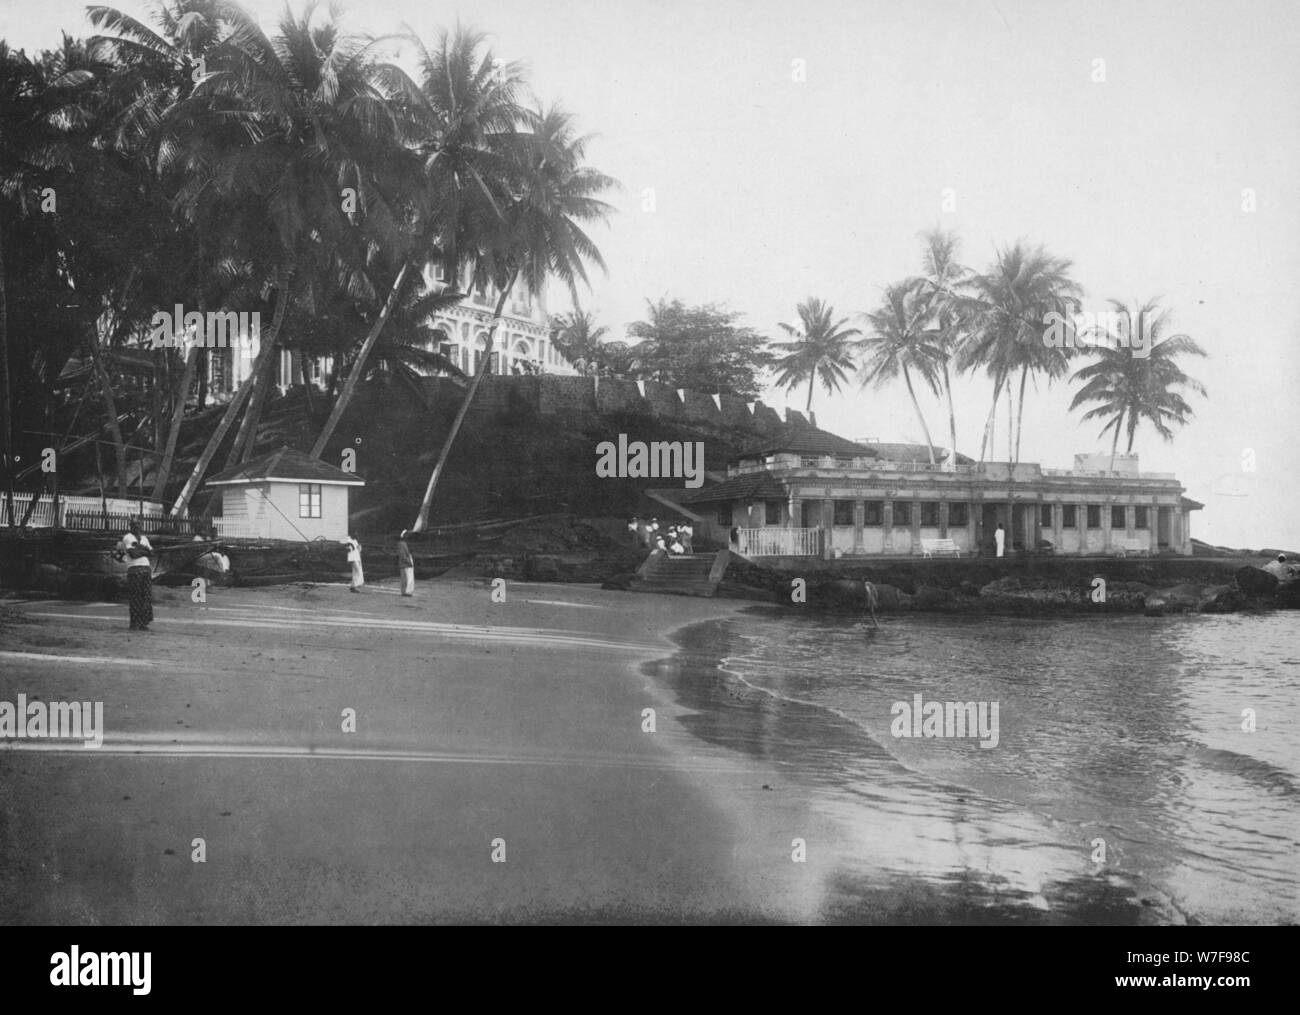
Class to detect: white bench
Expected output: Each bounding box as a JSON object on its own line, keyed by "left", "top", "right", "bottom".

{"left": 919, "top": 537, "right": 961, "bottom": 558}
{"left": 1114, "top": 538, "right": 1151, "bottom": 557}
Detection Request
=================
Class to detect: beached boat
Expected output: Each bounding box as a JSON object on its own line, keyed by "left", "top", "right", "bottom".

{"left": 0, "top": 530, "right": 219, "bottom": 597}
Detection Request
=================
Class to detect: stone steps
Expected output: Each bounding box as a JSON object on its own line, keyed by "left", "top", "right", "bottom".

{"left": 630, "top": 552, "right": 722, "bottom": 597}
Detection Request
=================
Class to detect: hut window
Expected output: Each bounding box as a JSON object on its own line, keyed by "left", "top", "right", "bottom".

{"left": 893, "top": 502, "right": 912, "bottom": 526}
{"left": 864, "top": 500, "right": 883, "bottom": 526}
{"left": 717, "top": 503, "right": 733, "bottom": 526}
{"left": 1040, "top": 504, "right": 1054, "bottom": 527}
{"left": 765, "top": 501, "right": 782, "bottom": 525}
{"left": 299, "top": 483, "right": 322, "bottom": 519}
{"left": 1086, "top": 505, "right": 1101, "bottom": 528}
{"left": 1134, "top": 506, "right": 1149, "bottom": 529}
{"left": 1111, "top": 505, "right": 1127, "bottom": 529}
{"left": 920, "top": 502, "right": 939, "bottom": 526}
{"left": 948, "top": 502, "right": 968, "bottom": 527}
{"left": 833, "top": 500, "right": 854, "bottom": 526}
{"left": 1063, "top": 505, "right": 1077, "bottom": 528}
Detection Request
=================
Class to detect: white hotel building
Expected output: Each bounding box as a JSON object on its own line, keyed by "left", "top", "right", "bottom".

{"left": 192, "top": 264, "right": 579, "bottom": 402}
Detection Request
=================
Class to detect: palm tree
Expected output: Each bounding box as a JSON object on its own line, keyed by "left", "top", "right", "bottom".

{"left": 311, "top": 278, "right": 467, "bottom": 408}
{"left": 908, "top": 228, "right": 969, "bottom": 460}
{"left": 958, "top": 242, "right": 1081, "bottom": 463}
{"left": 550, "top": 309, "right": 609, "bottom": 376}
{"left": 411, "top": 103, "right": 616, "bottom": 531}
{"left": 164, "top": 2, "right": 404, "bottom": 514}
{"left": 858, "top": 284, "right": 944, "bottom": 464}
{"left": 771, "top": 298, "right": 860, "bottom": 413}
{"left": 1069, "top": 298, "right": 1207, "bottom": 469}
{"left": 89, "top": 1, "right": 250, "bottom": 493}
{"left": 1, "top": 36, "right": 155, "bottom": 506}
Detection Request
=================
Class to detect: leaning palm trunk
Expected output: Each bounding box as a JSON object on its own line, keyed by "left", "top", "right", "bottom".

{"left": 1014, "top": 365, "right": 1029, "bottom": 464}
{"left": 230, "top": 348, "right": 275, "bottom": 465}
{"left": 311, "top": 262, "right": 410, "bottom": 459}
{"left": 152, "top": 344, "right": 199, "bottom": 499}
{"left": 902, "top": 365, "right": 937, "bottom": 465}
{"left": 230, "top": 270, "right": 298, "bottom": 465}
{"left": 412, "top": 275, "right": 516, "bottom": 532}
{"left": 978, "top": 372, "right": 1003, "bottom": 464}
{"left": 1107, "top": 412, "right": 1124, "bottom": 473}
{"left": 170, "top": 276, "right": 292, "bottom": 517}
{"left": 941, "top": 359, "right": 958, "bottom": 464}
{"left": 805, "top": 372, "right": 814, "bottom": 414}
{"left": 85, "top": 326, "right": 129, "bottom": 497}
{"left": 0, "top": 219, "right": 12, "bottom": 525}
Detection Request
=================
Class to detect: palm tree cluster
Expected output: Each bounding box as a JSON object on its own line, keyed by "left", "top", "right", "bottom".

{"left": 774, "top": 228, "right": 1207, "bottom": 468}
{"left": 0, "top": 1, "right": 615, "bottom": 529}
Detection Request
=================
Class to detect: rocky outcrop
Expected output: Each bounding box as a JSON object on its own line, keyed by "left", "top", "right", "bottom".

{"left": 1197, "top": 584, "right": 1245, "bottom": 613}
{"left": 978, "top": 576, "right": 1087, "bottom": 609}
{"left": 1235, "top": 566, "right": 1279, "bottom": 597}
{"left": 710, "top": 556, "right": 1297, "bottom": 615}
{"left": 1143, "top": 584, "right": 1203, "bottom": 616}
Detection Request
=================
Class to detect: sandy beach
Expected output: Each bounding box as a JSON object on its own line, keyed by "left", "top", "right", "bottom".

{"left": 0, "top": 578, "right": 841, "bottom": 924}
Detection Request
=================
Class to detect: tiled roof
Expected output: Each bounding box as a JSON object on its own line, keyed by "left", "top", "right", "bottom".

{"left": 863, "top": 442, "right": 975, "bottom": 466}
{"left": 739, "top": 426, "right": 877, "bottom": 459}
{"left": 678, "top": 472, "right": 788, "bottom": 504}
{"left": 205, "top": 446, "right": 364, "bottom": 486}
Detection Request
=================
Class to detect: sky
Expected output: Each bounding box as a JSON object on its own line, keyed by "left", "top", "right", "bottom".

{"left": 3, "top": 0, "right": 1298, "bottom": 548}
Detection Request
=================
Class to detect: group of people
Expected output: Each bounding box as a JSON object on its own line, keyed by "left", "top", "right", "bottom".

{"left": 114, "top": 519, "right": 421, "bottom": 631}
{"left": 339, "top": 531, "right": 416, "bottom": 597}
{"left": 628, "top": 516, "right": 694, "bottom": 555}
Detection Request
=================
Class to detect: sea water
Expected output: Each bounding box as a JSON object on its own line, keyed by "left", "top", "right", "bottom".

{"left": 656, "top": 610, "right": 1299, "bottom": 924}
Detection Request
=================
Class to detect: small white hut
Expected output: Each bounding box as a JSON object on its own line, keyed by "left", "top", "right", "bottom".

{"left": 204, "top": 446, "right": 364, "bottom": 541}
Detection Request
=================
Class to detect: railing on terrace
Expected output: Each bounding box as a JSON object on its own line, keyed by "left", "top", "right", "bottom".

{"left": 1042, "top": 468, "right": 1178, "bottom": 480}
{"left": 728, "top": 459, "right": 1174, "bottom": 480}
{"left": 736, "top": 527, "right": 823, "bottom": 557}
{"left": 792, "top": 455, "right": 977, "bottom": 473}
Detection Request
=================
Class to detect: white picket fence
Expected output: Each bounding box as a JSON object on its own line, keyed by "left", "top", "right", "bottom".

{"left": 736, "top": 527, "right": 823, "bottom": 557}
{"left": 0, "top": 492, "right": 206, "bottom": 535}
{"left": 212, "top": 517, "right": 261, "bottom": 539}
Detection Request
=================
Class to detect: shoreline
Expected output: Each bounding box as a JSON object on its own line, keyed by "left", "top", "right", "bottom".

{"left": 650, "top": 609, "right": 1197, "bottom": 925}
{"left": 0, "top": 579, "right": 835, "bottom": 924}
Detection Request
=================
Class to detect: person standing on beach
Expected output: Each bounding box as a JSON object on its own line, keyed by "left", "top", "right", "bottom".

{"left": 681, "top": 522, "right": 694, "bottom": 553}
{"left": 119, "top": 517, "right": 154, "bottom": 630}
{"left": 628, "top": 517, "right": 641, "bottom": 547}
{"left": 397, "top": 530, "right": 415, "bottom": 597}
{"left": 343, "top": 534, "right": 365, "bottom": 592}
{"left": 995, "top": 523, "right": 1006, "bottom": 558}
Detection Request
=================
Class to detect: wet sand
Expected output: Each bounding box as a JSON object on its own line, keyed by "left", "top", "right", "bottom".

{"left": 0, "top": 579, "right": 837, "bottom": 924}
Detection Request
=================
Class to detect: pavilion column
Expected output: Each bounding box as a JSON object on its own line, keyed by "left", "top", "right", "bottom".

{"left": 853, "top": 500, "right": 865, "bottom": 554}
{"left": 939, "top": 500, "right": 949, "bottom": 539}
{"left": 883, "top": 500, "right": 895, "bottom": 553}
{"left": 1150, "top": 498, "right": 1160, "bottom": 553}
{"left": 822, "top": 496, "right": 833, "bottom": 560}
